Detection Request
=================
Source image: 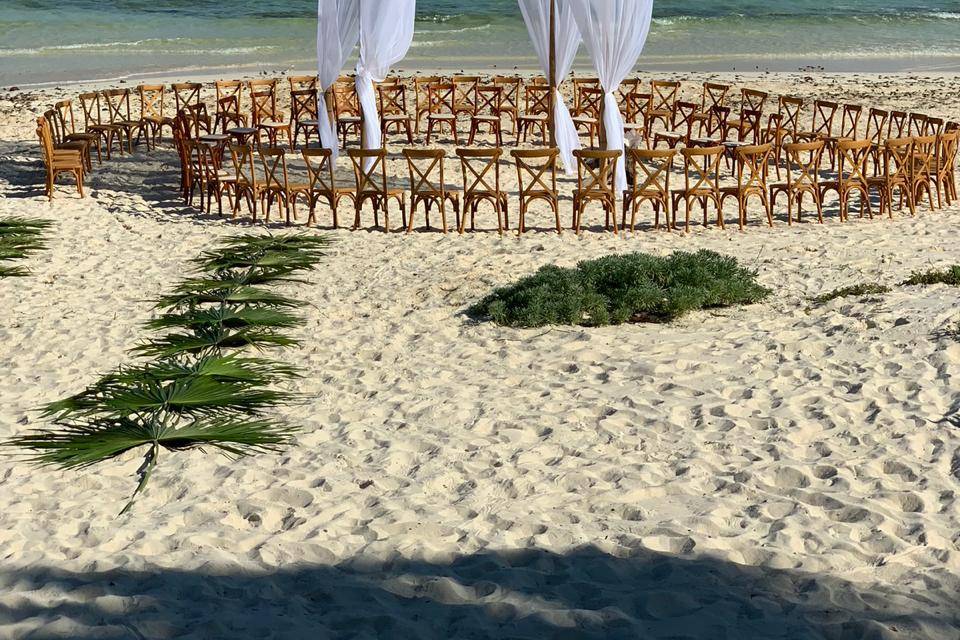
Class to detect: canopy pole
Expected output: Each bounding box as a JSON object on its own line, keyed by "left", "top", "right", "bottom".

{"left": 358, "top": 0, "right": 367, "bottom": 150}
{"left": 548, "top": 0, "right": 557, "bottom": 148}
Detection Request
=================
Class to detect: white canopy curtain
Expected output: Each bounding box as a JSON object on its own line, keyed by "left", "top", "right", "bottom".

{"left": 355, "top": 0, "right": 417, "bottom": 156}
{"left": 566, "top": 0, "right": 654, "bottom": 192}
{"left": 316, "top": 0, "right": 359, "bottom": 161}
{"left": 518, "top": 0, "right": 581, "bottom": 175}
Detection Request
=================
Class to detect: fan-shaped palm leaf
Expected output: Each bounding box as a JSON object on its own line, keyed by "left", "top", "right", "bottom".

{"left": 132, "top": 326, "right": 300, "bottom": 358}
{"left": 145, "top": 306, "right": 302, "bottom": 332}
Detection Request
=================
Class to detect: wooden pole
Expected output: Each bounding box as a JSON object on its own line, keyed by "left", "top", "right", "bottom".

{"left": 358, "top": 0, "right": 367, "bottom": 150}
{"left": 548, "top": 0, "right": 557, "bottom": 148}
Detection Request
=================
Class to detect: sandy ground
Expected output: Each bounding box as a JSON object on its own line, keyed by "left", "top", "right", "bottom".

{"left": 0, "top": 72, "right": 959, "bottom": 640}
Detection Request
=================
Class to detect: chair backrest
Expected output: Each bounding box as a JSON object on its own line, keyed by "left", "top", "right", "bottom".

{"left": 291, "top": 89, "right": 319, "bottom": 122}
{"left": 456, "top": 147, "right": 503, "bottom": 196}
{"left": 42, "top": 109, "right": 64, "bottom": 145}
{"left": 347, "top": 147, "right": 390, "bottom": 195}
{"left": 573, "top": 149, "right": 620, "bottom": 197}
{"left": 377, "top": 83, "right": 408, "bottom": 117}
{"left": 576, "top": 86, "right": 604, "bottom": 120}
{"left": 334, "top": 77, "right": 361, "bottom": 117}
{"left": 888, "top": 111, "right": 908, "bottom": 138}
{"left": 403, "top": 148, "right": 447, "bottom": 197}
{"left": 288, "top": 75, "right": 318, "bottom": 92}
{"left": 183, "top": 103, "right": 211, "bottom": 137}
{"left": 415, "top": 76, "right": 443, "bottom": 114}
{"left": 836, "top": 138, "right": 872, "bottom": 184}
{"left": 259, "top": 147, "right": 289, "bottom": 191}
{"left": 734, "top": 143, "right": 772, "bottom": 192}
{"left": 476, "top": 85, "right": 503, "bottom": 117}
{"left": 911, "top": 135, "right": 937, "bottom": 177}
{"left": 511, "top": 148, "right": 558, "bottom": 197}
{"left": 671, "top": 101, "right": 699, "bottom": 137}
{"left": 866, "top": 108, "right": 889, "bottom": 144}
{"left": 703, "top": 105, "right": 731, "bottom": 139}
{"left": 52, "top": 102, "right": 76, "bottom": 139}
{"left": 428, "top": 82, "right": 456, "bottom": 115}
{"left": 36, "top": 116, "right": 55, "bottom": 165}
{"left": 523, "top": 84, "right": 551, "bottom": 117}
{"left": 624, "top": 91, "right": 652, "bottom": 124}
{"left": 783, "top": 140, "right": 825, "bottom": 190}
{"left": 453, "top": 76, "right": 481, "bottom": 114}
{"left": 937, "top": 130, "right": 959, "bottom": 171}
{"left": 172, "top": 82, "right": 202, "bottom": 114}
{"left": 778, "top": 96, "right": 804, "bottom": 134}
{"left": 882, "top": 137, "right": 914, "bottom": 185}
{"left": 302, "top": 147, "right": 338, "bottom": 193}
{"left": 838, "top": 104, "right": 863, "bottom": 139}
{"left": 809, "top": 100, "right": 838, "bottom": 137}
{"left": 908, "top": 113, "right": 928, "bottom": 137}
{"left": 573, "top": 77, "right": 600, "bottom": 113}
{"left": 739, "top": 109, "right": 762, "bottom": 144}
{"left": 230, "top": 143, "right": 258, "bottom": 187}
{"left": 680, "top": 146, "right": 723, "bottom": 193}
{"left": 493, "top": 76, "right": 522, "bottom": 112}
{"left": 740, "top": 89, "right": 768, "bottom": 117}
{"left": 137, "top": 85, "right": 167, "bottom": 121}
{"left": 250, "top": 90, "right": 278, "bottom": 125}
{"left": 188, "top": 139, "right": 219, "bottom": 183}
{"left": 102, "top": 88, "right": 132, "bottom": 124}
{"left": 926, "top": 117, "right": 944, "bottom": 136}
{"left": 625, "top": 148, "right": 674, "bottom": 195}
{"left": 215, "top": 81, "right": 244, "bottom": 113}
{"left": 701, "top": 82, "right": 731, "bottom": 112}
{"left": 650, "top": 80, "right": 680, "bottom": 114}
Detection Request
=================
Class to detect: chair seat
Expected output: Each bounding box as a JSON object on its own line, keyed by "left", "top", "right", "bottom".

{"left": 298, "top": 119, "right": 321, "bottom": 127}
{"left": 688, "top": 137, "right": 720, "bottom": 145}
{"left": 472, "top": 115, "right": 499, "bottom": 122}
{"left": 383, "top": 115, "right": 411, "bottom": 122}
{"left": 66, "top": 133, "right": 98, "bottom": 143}
{"left": 519, "top": 114, "right": 548, "bottom": 122}
{"left": 657, "top": 131, "right": 683, "bottom": 139}
{"left": 260, "top": 121, "right": 290, "bottom": 129}
{"left": 572, "top": 116, "right": 598, "bottom": 124}
{"left": 339, "top": 116, "right": 361, "bottom": 123}
{"left": 522, "top": 190, "right": 557, "bottom": 199}
{"left": 428, "top": 114, "right": 456, "bottom": 121}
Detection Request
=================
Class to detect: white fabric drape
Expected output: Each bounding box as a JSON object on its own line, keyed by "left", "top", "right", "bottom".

{"left": 355, "top": 0, "right": 417, "bottom": 156}
{"left": 566, "top": 0, "right": 654, "bottom": 192}
{"left": 518, "top": 0, "right": 581, "bottom": 175}
{"left": 316, "top": 0, "right": 360, "bottom": 161}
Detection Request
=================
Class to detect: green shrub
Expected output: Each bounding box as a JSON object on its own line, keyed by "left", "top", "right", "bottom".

{"left": 811, "top": 283, "right": 891, "bottom": 305}
{"left": 468, "top": 250, "right": 770, "bottom": 328}
{"left": 901, "top": 266, "right": 960, "bottom": 287}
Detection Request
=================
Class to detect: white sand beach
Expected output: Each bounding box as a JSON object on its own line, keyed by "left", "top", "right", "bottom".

{"left": 1, "top": 71, "right": 959, "bottom": 639}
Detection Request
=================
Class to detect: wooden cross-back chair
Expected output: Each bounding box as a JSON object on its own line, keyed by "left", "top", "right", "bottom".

{"left": 804, "top": 100, "right": 839, "bottom": 141}
{"left": 257, "top": 146, "right": 302, "bottom": 225}
{"left": 136, "top": 85, "right": 174, "bottom": 148}
{"left": 426, "top": 82, "right": 458, "bottom": 144}
{"left": 693, "top": 82, "right": 731, "bottom": 134}
{"left": 53, "top": 100, "right": 100, "bottom": 166}
{"left": 571, "top": 86, "right": 603, "bottom": 146}
{"left": 182, "top": 103, "right": 212, "bottom": 138}
{"left": 645, "top": 80, "right": 680, "bottom": 132}
{"left": 301, "top": 147, "right": 355, "bottom": 228}
{"left": 622, "top": 148, "right": 675, "bottom": 232}
{"left": 720, "top": 143, "right": 773, "bottom": 229}
{"left": 865, "top": 108, "right": 889, "bottom": 175}
{"left": 249, "top": 80, "right": 292, "bottom": 148}
{"left": 403, "top": 149, "right": 460, "bottom": 234}
{"left": 186, "top": 139, "right": 235, "bottom": 216}
{"left": 452, "top": 76, "right": 481, "bottom": 118}
{"left": 617, "top": 78, "right": 641, "bottom": 114}
{"left": 214, "top": 81, "right": 248, "bottom": 133}
{"left": 347, "top": 147, "right": 407, "bottom": 232}
{"left": 769, "top": 140, "right": 824, "bottom": 224}
{"left": 228, "top": 143, "right": 264, "bottom": 221}
{"left": 102, "top": 88, "right": 143, "bottom": 154}
{"left": 172, "top": 82, "right": 202, "bottom": 116}
{"left": 689, "top": 106, "right": 731, "bottom": 147}
{"left": 933, "top": 129, "right": 958, "bottom": 208}
{"left": 926, "top": 117, "right": 944, "bottom": 136}
{"left": 334, "top": 76, "right": 362, "bottom": 147}
{"left": 456, "top": 147, "right": 509, "bottom": 235}
{"left": 517, "top": 84, "right": 550, "bottom": 144}
{"left": 764, "top": 96, "right": 804, "bottom": 178}
{"left": 493, "top": 76, "right": 522, "bottom": 135}
{"left": 290, "top": 89, "right": 321, "bottom": 148}
{"left": 572, "top": 149, "right": 620, "bottom": 235}
{"left": 288, "top": 75, "right": 318, "bottom": 92}
{"left": 670, "top": 145, "right": 724, "bottom": 232}
{"left": 413, "top": 76, "right": 442, "bottom": 133}
{"left": 572, "top": 77, "right": 600, "bottom": 116}
{"left": 469, "top": 85, "right": 504, "bottom": 146}
{"left": 819, "top": 138, "right": 873, "bottom": 221}
{"left": 726, "top": 89, "right": 767, "bottom": 142}
{"left": 822, "top": 103, "right": 863, "bottom": 170}
{"left": 866, "top": 137, "right": 916, "bottom": 218}
{"left": 888, "top": 111, "right": 908, "bottom": 138}
{"left": 43, "top": 108, "right": 91, "bottom": 172}
{"left": 911, "top": 135, "right": 938, "bottom": 211}
{"left": 908, "top": 113, "right": 928, "bottom": 137}
{"left": 377, "top": 83, "right": 413, "bottom": 143}
{"left": 511, "top": 148, "right": 560, "bottom": 234}
{"left": 653, "top": 101, "right": 698, "bottom": 149}
{"left": 36, "top": 116, "right": 85, "bottom": 200}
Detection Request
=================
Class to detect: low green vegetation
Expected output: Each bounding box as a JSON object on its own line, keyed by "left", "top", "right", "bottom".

{"left": 468, "top": 250, "right": 771, "bottom": 328}
{"left": 4, "top": 233, "right": 330, "bottom": 514}
{"left": 811, "top": 283, "right": 892, "bottom": 305}
{"left": 0, "top": 217, "right": 51, "bottom": 277}
{"left": 901, "top": 265, "right": 960, "bottom": 287}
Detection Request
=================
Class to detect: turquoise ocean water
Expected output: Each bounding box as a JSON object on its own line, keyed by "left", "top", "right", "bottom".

{"left": 2, "top": 0, "right": 959, "bottom": 86}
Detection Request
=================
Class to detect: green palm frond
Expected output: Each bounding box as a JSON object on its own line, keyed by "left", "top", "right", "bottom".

{"left": 155, "top": 284, "right": 304, "bottom": 311}
{"left": 145, "top": 306, "right": 302, "bottom": 332}
{"left": 0, "top": 217, "right": 51, "bottom": 278}
{"left": 132, "top": 326, "right": 300, "bottom": 358}
{"left": 0, "top": 266, "right": 30, "bottom": 278}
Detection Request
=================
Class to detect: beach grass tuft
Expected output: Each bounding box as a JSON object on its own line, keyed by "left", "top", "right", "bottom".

{"left": 0, "top": 217, "right": 51, "bottom": 277}
{"left": 811, "top": 283, "right": 892, "bottom": 305}
{"left": 4, "top": 232, "right": 330, "bottom": 515}
{"left": 900, "top": 266, "right": 960, "bottom": 287}
{"left": 468, "top": 250, "right": 770, "bottom": 328}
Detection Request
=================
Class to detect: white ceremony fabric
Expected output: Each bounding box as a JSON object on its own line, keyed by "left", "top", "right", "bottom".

{"left": 518, "top": 0, "right": 582, "bottom": 175}
{"left": 316, "top": 0, "right": 359, "bottom": 161}
{"left": 566, "top": 0, "right": 654, "bottom": 192}
{"left": 355, "top": 0, "right": 417, "bottom": 156}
